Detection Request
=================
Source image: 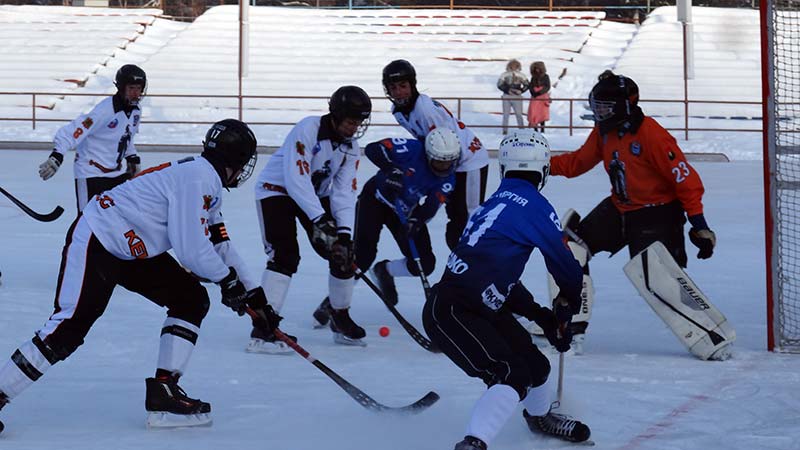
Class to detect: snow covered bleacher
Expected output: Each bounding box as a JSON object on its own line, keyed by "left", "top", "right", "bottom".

{"left": 0, "top": 5, "right": 162, "bottom": 113}
{"left": 615, "top": 6, "right": 761, "bottom": 124}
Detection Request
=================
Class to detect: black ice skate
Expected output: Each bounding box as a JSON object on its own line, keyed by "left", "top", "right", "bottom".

{"left": 312, "top": 296, "right": 332, "bottom": 328}
{"left": 145, "top": 375, "right": 211, "bottom": 428}
{"left": 246, "top": 326, "right": 295, "bottom": 355}
{"left": 329, "top": 307, "right": 366, "bottom": 346}
{"left": 0, "top": 391, "right": 8, "bottom": 434}
{"left": 453, "top": 435, "right": 487, "bottom": 450}
{"left": 523, "top": 408, "right": 591, "bottom": 443}
{"left": 370, "top": 260, "right": 398, "bottom": 306}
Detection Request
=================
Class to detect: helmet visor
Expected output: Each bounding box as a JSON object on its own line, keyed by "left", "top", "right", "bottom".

{"left": 589, "top": 95, "right": 616, "bottom": 122}
{"left": 232, "top": 152, "right": 257, "bottom": 187}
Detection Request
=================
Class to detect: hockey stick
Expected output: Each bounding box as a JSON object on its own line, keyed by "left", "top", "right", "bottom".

{"left": 245, "top": 308, "right": 439, "bottom": 414}
{"left": 354, "top": 266, "right": 440, "bottom": 353}
{"left": 0, "top": 186, "right": 64, "bottom": 222}
{"left": 406, "top": 237, "right": 433, "bottom": 301}
{"left": 557, "top": 352, "right": 564, "bottom": 405}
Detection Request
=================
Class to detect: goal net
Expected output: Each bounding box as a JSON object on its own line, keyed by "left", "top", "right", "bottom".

{"left": 764, "top": 0, "right": 800, "bottom": 352}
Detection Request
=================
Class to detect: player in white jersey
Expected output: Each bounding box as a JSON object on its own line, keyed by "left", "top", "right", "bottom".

{"left": 251, "top": 86, "right": 372, "bottom": 351}
{"left": 382, "top": 60, "right": 491, "bottom": 250}
{"left": 38, "top": 64, "right": 146, "bottom": 212}
{"left": 0, "top": 120, "right": 282, "bottom": 431}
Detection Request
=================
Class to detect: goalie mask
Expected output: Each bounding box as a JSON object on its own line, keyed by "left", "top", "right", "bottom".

{"left": 114, "top": 64, "right": 147, "bottom": 107}
{"left": 498, "top": 129, "right": 551, "bottom": 191}
{"left": 202, "top": 119, "right": 258, "bottom": 188}
{"left": 425, "top": 128, "right": 461, "bottom": 177}
{"left": 589, "top": 75, "right": 639, "bottom": 130}
{"left": 329, "top": 85, "right": 372, "bottom": 141}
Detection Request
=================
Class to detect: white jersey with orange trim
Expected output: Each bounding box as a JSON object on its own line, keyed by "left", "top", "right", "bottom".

{"left": 392, "top": 93, "right": 489, "bottom": 173}
{"left": 52, "top": 95, "right": 140, "bottom": 179}
{"left": 254, "top": 115, "right": 360, "bottom": 236}
{"left": 83, "top": 156, "right": 248, "bottom": 285}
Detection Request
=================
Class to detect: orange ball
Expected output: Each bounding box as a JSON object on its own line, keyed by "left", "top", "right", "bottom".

{"left": 379, "top": 326, "right": 390, "bottom": 337}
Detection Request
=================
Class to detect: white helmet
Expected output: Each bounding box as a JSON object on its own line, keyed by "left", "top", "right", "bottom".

{"left": 425, "top": 128, "right": 461, "bottom": 176}
{"left": 498, "top": 129, "right": 551, "bottom": 191}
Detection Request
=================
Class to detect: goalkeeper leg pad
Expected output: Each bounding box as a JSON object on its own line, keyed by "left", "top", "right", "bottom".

{"left": 623, "top": 241, "right": 735, "bottom": 361}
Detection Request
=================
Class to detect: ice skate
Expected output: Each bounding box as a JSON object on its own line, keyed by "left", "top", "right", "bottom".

{"left": 453, "top": 435, "right": 487, "bottom": 450}
{"left": 0, "top": 391, "right": 8, "bottom": 433}
{"left": 370, "top": 260, "right": 398, "bottom": 306}
{"left": 329, "top": 307, "right": 366, "bottom": 346}
{"left": 312, "top": 297, "right": 332, "bottom": 328}
{"left": 145, "top": 375, "right": 212, "bottom": 428}
{"left": 523, "top": 408, "right": 592, "bottom": 444}
{"left": 246, "top": 326, "right": 295, "bottom": 355}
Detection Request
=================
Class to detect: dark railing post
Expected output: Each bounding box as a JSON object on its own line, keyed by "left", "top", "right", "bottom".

{"left": 32, "top": 93, "right": 36, "bottom": 130}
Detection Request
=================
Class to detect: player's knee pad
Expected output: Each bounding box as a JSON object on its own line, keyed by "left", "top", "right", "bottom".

{"left": 43, "top": 331, "right": 85, "bottom": 362}
{"left": 502, "top": 352, "right": 550, "bottom": 398}
{"left": 330, "top": 262, "right": 354, "bottom": 279}
{"left": 267, "top": 257, "right": 299, "bottom": 277}
{"left": 524, "top": 349, "right": 551, "bottom": 388}
{"left": 167, "top": 284, "right": 210, "bottom": 327}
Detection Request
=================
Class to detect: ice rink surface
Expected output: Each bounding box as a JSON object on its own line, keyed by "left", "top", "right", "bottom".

{"left": 0, "top": 149, "right": 797, "bottom": 450}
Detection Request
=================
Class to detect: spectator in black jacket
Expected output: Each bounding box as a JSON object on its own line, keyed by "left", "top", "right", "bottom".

{"left": 497, "top": 59, "right": 529, "bottom": 134}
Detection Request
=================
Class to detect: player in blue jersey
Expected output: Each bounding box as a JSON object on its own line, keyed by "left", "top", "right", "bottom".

{"left": 312, "top": 129, "right": 461, "bottom": 331}
{"left": 422, "top": 130, "right": 591, "bottom": 449}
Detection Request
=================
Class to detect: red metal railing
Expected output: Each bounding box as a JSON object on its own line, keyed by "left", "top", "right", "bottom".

{"left": 0, "top": 92, "right": 763, "bottom": 139}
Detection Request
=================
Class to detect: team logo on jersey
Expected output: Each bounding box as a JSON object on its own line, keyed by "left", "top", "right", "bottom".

{"left": 441, "top": 182, "right": 453, "bottom": 193}
{"left": 202, "top": 195, "right": 213, "bottom": 211}
{"left": 668, "top": 151, "right": 676, "bottom": 161}
{"left": 630, "top": 141, "right": 641, "bottom": 156}
{"left": 82, "top": 117, "right": 93, "bottom": 129}
{"left": 481, "top": 284, "right": 506, "bottom": 311}
{"left": 133, "top": 114, "right": 140, "bottom": 126}
{"left": 295, "top": 141, "right": 305, "bottom": 156}
{"left": 312, "top": 143, "right": 322, "bottom": 155}
{"left": 108, "top": 118, "right": 119, "bottom": 129}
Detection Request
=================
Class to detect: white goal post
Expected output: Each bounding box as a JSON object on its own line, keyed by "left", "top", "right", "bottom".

{"left": 763, "top": 0, "right": 800, "bottom": 352}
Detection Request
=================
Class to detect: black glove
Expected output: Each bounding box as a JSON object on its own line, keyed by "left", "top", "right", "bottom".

{"left": 125, "top": 155, "right": 141, "bottom": 177}
{"left": 311, "top": 213, "right": 337, "bottom": 251}
{"left": 688, "top": 214, "right": 716, "bottom": 259}
{"left": 219, "top": 267, "right": 248, "bottom": 316}
{"left": 330, "top": 233, "right": 354, "bottom": 272}
{"left": 553, "top": 294, "right": 577, "bottom": 324}
{"left": 532, "top": 306, "right": 572, "bottom": 353}
{"left": 384, "top": 167, "right": 405, "bottom": 195}
{"left": 244, "top": 287, "right": 283, "bottom": 334}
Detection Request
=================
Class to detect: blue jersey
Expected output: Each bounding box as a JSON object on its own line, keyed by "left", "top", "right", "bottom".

{"left": 364, "top": 137, "right": 455, "bottom": 223}
{"left": 439, "top": 178, "right": 582, "bottom": 314}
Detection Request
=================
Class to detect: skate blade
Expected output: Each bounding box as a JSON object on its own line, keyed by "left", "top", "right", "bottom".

{"left": 332, "top": 333, "right": 367, "bottom": 347}
{"left": 245, "top": 338, "right": 294, "bottom": 355}
{"left": 146, "top": 411, "right": 212, "bottom": 429}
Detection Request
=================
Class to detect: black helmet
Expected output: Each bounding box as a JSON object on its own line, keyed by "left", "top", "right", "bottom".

{"left": 202, "top": 119, "right": 258, "bottom": 188}
{"left": 588, "top": 74, "right": 639, "bottom": 129}
{"left": 329, "top": 85, "right": 372, "bottom": 140}
{"left": 114, "top": 64, "right": 147, "bottom": 106}
{"left": 381, "top": 59, "right": 418, "bottom": 106}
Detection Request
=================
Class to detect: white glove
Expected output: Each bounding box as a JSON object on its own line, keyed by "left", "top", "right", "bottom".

{"left": 38, "top": 152, "right": 63, "bottom": 181}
